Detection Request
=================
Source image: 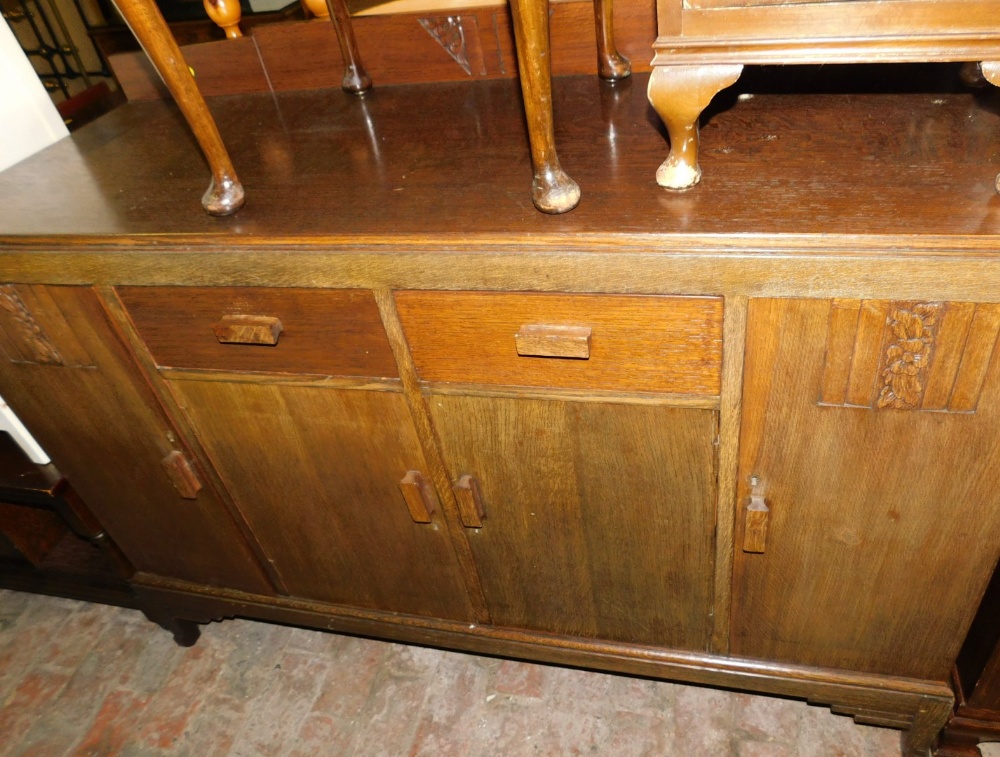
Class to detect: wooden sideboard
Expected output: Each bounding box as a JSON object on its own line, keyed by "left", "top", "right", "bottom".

{"left": 3, "top": 72, "right": 1000, "bottom": 755}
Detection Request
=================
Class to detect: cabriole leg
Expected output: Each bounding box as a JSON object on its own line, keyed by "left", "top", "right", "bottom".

{"left": 593, "top": 0, "right": 630, "bottom": 81}
{"left": 647, "top": 64, "right": 743, "bottom": 190}
{"left": 979, "top": 62, "right": 1000, "bottom": 194}
{"left": 111, "top": 0, "right": 245, "bottom": 215}
{"left": 509, "top": 0, "right": 581, "bottom": 214}
{"left": 325, "top": 0, "right": 372, "bottom": 94}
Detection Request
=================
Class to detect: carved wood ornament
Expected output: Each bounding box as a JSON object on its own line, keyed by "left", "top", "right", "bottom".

{"left": 821, "top": 300, "right": 1000, "bottom": 414}
{"left": 0, "top": 285, "right": 65, "bottom": 366}
{"left": 877, "top": 304, "right": 940, "bottom": 410}
{"left": 419, "top": 17, "right": 472, "bottom": 76}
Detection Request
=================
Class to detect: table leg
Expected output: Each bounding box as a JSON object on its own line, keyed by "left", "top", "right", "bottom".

{"left": 979, "top": 62, "right": 1000, "bottom": 194}
{"left": 324, "top": 0, "right": 372, "bottom": 94}
{"left": 647, "top": 64, "right": 743, "bottom": 190}
{"left": 110, "top": 0, "right": 245, "bottom": 216}
{"left": 509, "top": 0, "right": 580, "bottom": 214}
{"left": 594, "top": 0, "right": 630, "bottom": 81}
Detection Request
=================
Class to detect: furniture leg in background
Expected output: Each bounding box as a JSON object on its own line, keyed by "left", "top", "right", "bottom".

{"left": 509, "top": 0, "right": 630, "bottom": 214}
{"left": 111, "top": 0, "right": 245, "bottom": 215}
{"left": 980, "top": 62, "right": 1000, "bottom": 193}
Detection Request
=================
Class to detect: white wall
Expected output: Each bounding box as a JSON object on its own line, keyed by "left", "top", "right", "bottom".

{"left": 0, "top": 17, "right": 69, "bottom": 173}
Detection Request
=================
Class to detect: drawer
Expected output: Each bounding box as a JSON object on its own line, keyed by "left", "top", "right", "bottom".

{"left": 117, "top": 287, "right": 399, "bottom": 378}
{"left": 394, "top": 291, "right": 723, "bottom": 395}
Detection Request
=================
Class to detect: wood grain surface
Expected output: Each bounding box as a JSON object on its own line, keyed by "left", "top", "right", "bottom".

{"left": 430, "top": 395, "right": 717, "bottom": 648}
{"left": 170, "top": 379, "right": 476, "bottom": 621}
{"left": 0, "top": 286, "right": 273, "bottom": 593}
{"left": 731, "top": 298, "right": 1000, "bottom": 681}
{"left": 1, "top": 74, "right": 999, "bottom": 248}
{"left": 395, "top": 291, "right": 723, "bottom": 395}
{"left": 118, "top": 287, "right": 398, "bottom": 377}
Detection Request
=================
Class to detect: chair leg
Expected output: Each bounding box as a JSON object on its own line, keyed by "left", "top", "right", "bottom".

{"left": 509, "top": 0, "right": 581, "bottom": 214}
{"left": 647, "top": 64, "right": 743, "bottom": 190}
{"left": 979, "top": 62, "right": 1000, "bottom": 193}
{"left": 594, "top": 0, "right": 630, "bottom": 81}
{"left": 324, "top": 0, "right": 372, "bottom": 94}
{"left": 110, "top": 0, "right": 244, "bottom": 216}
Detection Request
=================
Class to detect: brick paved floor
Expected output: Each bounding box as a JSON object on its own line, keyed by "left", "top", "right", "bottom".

{"left": 0, "top": 589, "right": 992, "bottom": 756}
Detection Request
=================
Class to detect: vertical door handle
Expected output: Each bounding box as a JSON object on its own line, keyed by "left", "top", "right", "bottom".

{"left": 453, "top": 474, "right": 485, "bottom": 528}
{"left": 743, "top": 494, "right": 769, "bottom": 553}
{"left": 398, "top": 470, "right": 437, "bottom": 524}
{"left": 161, "top": 451, "right": 202, "bottom": 500}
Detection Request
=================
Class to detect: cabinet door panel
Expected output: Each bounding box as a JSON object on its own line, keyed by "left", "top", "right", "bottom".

{"left": 431, "top": 396, "right": 717, "bottom": 648}
{"left": 732, "top": 298, "right": 1000, "bottom": 680}
{"left": 0, "top": 285, "right": 272, "bottom": 593}
{"left": 172, "top": 380, "right": 475, "bottom": 621}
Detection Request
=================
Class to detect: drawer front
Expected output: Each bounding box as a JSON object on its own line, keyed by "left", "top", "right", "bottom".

{"left": 395, "top": 291, "right": 723, "bottom": 395}
{"left": 118, "top": 287, "right": 398, "bottom": 378}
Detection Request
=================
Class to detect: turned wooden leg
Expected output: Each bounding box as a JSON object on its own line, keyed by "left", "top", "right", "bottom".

{"left": 324, "top": 0, "right": 372, "bottom": 94}
{"left": 647, "top": 64, "right": 743, "bottom": 190}
{"left": 593, "top": 0, "right": 629, "bottom": 81}
{"left": 980, "top": 62, "right": 1000, "bottom": 194}
{"left": 303, "top": 0, "right": 330, "bottom": 18}
{"left": 204, "top": 0, "right": 242, "bottom": 39}
{"left": 509, "top": 0, "right": 580, "bottom": 213}
{"left": 111, "top": 0, "right": 245, "bottom": 215}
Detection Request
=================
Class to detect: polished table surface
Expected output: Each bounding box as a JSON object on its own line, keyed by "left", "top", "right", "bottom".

{"left": 1, "top": 71, "right": 999, "bottom": 244}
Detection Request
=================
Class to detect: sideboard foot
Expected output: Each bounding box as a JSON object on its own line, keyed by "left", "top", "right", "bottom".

{"left": 143, "top": 608, "right": 202, "bottom": 647}
{"left": 903, "top": 696, "right": 955, "bottom": 757}
{"left": 647, "top": 64, "right": 743, "bottom": 190}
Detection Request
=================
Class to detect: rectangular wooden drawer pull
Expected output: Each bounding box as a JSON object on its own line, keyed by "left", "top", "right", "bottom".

{"left": 161, "top": 451, "right": 202, "bottom": 500}
{"left": 743, "top": 494, "right": 769, "bottom": 553}
{"left": 515, "top": 324, "right": 592, "bottom": 359}
{"left": 454, "top": 474, "right": 485, "bottom": 528}
{"left": 213, "top": 315, "right": 283, "bottom": 345}
{"left": 398, "top": 470, "right": 437, "bottom": 523}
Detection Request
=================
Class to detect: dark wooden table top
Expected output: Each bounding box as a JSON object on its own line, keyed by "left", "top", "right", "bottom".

{"left": 1, "top": 71, "right": 999, "bottom": 245}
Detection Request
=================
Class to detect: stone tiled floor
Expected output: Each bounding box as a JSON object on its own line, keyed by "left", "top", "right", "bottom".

{"left": 0, "top": 589, "right": 989, "bottom": 757}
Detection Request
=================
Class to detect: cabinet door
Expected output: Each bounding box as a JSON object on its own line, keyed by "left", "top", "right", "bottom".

{"left": 171, "top": 380, "right": 476, "bottom": 621}
{"left": 732, "top": 298, "right": 1000, "bottom": 680}
{"left": 431, "top": 396, "right": 718, "bottom": 649}
{"left": 0, "top": 285, "right": 272, "bottom": 593}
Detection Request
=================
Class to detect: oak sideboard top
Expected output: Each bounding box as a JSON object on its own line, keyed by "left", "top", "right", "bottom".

{"left": 2, "top": 72, "right": 1000, "bottom": 300}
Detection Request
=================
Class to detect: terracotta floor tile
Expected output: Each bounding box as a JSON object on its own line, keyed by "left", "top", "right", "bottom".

{"left": 133, "top": 644, "right": 229, "bottom": 751}
{"left": 738, "top": 741, "right": 793, "bottom": 757}
{"left": 0, "top": 592, "right": 935, "bottom": 757}
{"left": 0, "top": 667, "right": 72, "bottom": 752}
{"left": 735, "top": 692, "right": 803, "bottom": 740}
{"left": 604, "top": 710, "right": 673, "bottom": 756}
{"left": 494, "top": 659, "right": 545, "bottom": 698}
{"left": 71, "top": 688, "right": 152, "bottom": 756}
{"left": 674, "top": 683, "right": 739, "bottom": 756}
{"left": 343, "top": 673, "right": 429, "bottom": 757}
{"left": 408, "top": 650, "right": 494, "bottom": 757}
{"left": 796, "top": 702, "right": 872, "bottom": 757}
{"left": 227, "top": 651, "right": 332, "bottom": 757}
